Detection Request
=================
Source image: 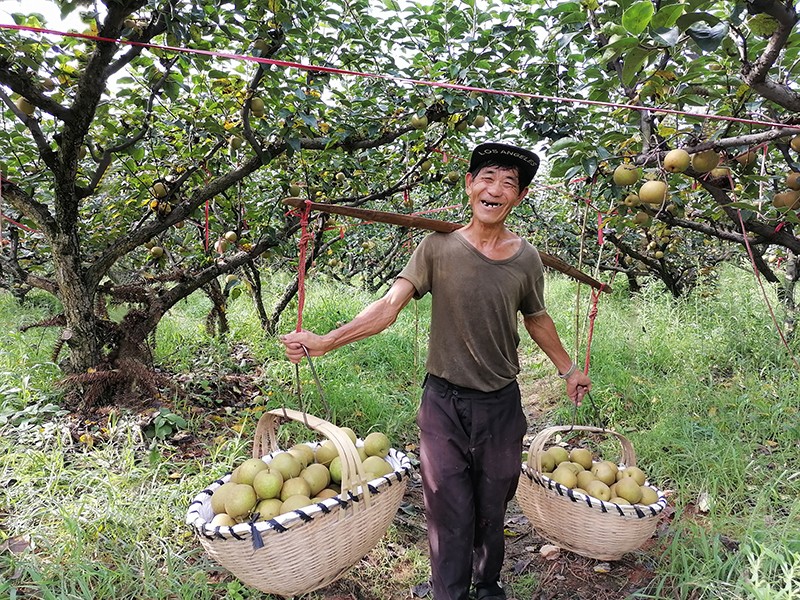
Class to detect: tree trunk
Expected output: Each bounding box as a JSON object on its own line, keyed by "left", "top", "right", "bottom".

{"left": 780, "top": 251, "right": 798, "bottom": 339}
{"left": 51, "top": 231, "right": 100, "bottom": 374}
{"left": 245, "top": 260, "right": 269, "bottom": 328}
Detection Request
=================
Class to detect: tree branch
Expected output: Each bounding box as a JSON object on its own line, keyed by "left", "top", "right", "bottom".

{"left": 741, "top": 0, "right": 800, "bottom": 111}
{"left": 0, "top": 88, "right": 59, "bottom": 171}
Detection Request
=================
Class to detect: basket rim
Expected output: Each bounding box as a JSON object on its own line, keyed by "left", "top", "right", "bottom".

{"left": 186, "top": 445, "right": 413, "bottom": 539}
{"left": 520, "top": 463, "right": 668, "bottom": 519}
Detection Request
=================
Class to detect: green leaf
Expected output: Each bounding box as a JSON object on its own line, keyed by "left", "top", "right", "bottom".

{"left": 582, "top": 156, "right": 598, "bottom": 178}
{"left": 687, "top": 21, "right": 729, "bottom": 52}
{"left": 622, "top": 47, "right": 650, "bottom": 86}
{"left": 550, "top": 2, "right": 581, "bottom": 15}
{"left": 652, "top": 4, "right": 684, "bottom": 29}
{"left": 622, "top": 1, "right": 655, "bottom": 35}
{"left": 676, "top": 12, "right": 720, "bottom": 31}
{"left": 549, "top": 137, "right": 578, "bottom": 153}
{"left": 651, "top": 27, "right": 680, "bottom": 47}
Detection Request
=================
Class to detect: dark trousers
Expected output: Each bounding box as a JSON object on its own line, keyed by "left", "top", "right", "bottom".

{"left": 417, "top": 374, "right": 527, "bottom": 600}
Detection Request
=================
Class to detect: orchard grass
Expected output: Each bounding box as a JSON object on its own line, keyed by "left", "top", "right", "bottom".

{"left": 0, "top": 265, "right": 798, "bottom": 599}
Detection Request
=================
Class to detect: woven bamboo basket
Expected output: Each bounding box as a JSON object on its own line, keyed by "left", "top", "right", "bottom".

{"left": 516, "top": 425, "right": 667, "bottom": 561}
{"left": 186, "top": 408, "right": 413, "bottom": 597}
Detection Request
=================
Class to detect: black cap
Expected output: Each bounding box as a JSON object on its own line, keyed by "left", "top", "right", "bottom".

{"left": 468, "top": 142, "right": 540, "bottom": 189}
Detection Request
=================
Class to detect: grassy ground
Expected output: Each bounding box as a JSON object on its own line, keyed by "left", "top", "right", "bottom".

{"left": 0, "top": 265, "right": 798, "bottom": 599}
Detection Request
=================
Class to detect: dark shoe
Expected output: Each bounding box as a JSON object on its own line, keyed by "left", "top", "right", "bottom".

{"left": 475, "top": 581, "right": 506, "bottom": 600}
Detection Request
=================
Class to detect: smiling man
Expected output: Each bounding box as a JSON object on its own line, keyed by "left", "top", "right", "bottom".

{"left": 280, "top": 142, "right": 591, "bottom": 600}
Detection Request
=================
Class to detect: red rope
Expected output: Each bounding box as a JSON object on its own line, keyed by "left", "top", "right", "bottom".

{"left": 583, "top": 286, "right": 605, "bottom": 375}
{"left": 736, "top": 210, "right": 800, "bottom": 370}
{"left": 202, "top": 164, "right": 212, "bottom": 252}
{"left": 295, "top": 200, "right": 313, "bottom": 333}
{"left": 0, "top": 212, "right": 38, "bottom": 232}
{"left": 204, "top": 199, "right": 210, "bottom": 252}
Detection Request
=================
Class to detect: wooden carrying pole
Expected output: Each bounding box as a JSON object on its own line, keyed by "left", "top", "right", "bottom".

{"left": 283, "top": 197, "right": 611, "bottom": 293}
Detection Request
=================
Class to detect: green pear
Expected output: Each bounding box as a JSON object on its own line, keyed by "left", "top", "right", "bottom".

{"left": 363, "top": 432, "right": 390, "bottom": 458}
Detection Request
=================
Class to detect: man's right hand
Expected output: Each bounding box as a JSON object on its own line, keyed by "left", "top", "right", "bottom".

{"left": 279, "top": 330, "right": 329, "bottom": 364}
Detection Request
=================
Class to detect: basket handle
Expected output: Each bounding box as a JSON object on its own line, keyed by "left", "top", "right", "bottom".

{"left": 526, "top": 425, "right": 636, "bottom": 473}
{"left": 252, "top": 408, "right": 373, "bottom": 508}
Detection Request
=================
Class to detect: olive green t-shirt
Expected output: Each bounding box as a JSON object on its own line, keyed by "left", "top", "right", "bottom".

{"left": 398, "top": 231, "right": 546, "bottom": 392}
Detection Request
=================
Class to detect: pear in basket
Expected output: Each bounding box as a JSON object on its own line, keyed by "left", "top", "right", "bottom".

{"left": 255, "top": 498, "right": 283, "bottom": 520}
{"left": 569, "top": 448, "right": 593, "bottom": 470}
{"left": 614, "top": 477, "right": 643, "bottom": 504}
{"left": 538, "top": 452, "right": 556, "bottom": 473}
{"left": 313, "top": 488, "right": 339, "bottom": 502}
{"left": 618, "top": 466, "right": 646, "bottom": 485}
{"left": 590, "top": 461, "right": 616, "bottom": 486}
{"left": 639, "top": 486, "right": 659, "bottom": 505}
{"left": 210, "top": 513, "right": 236, "bottom": 527}
{"left": 225, "top": 484, "right": 258, "bottom": 518}
{"left": 301, "top": 463, "right": 331, "bottom": 496}
{"left": 280, "top": 477, "right": 312, "bottom": 501}
{"left": 280, "top": 494, "right": 312, "bottom": 513}
{"left": 585, "top": 480, "right": 612, "bottom": 501}
{"left": 549, "top": 465, "right": 577, "bottom": 489}
{"left": 253, "top": 469, "right": 283, "bottom": 500}
{"left": 340, "top": 426, "right": 358, "bottom": 445}
{"left": 288, "top": 444, "right": 315, "bottom": 468}
{"left": 364, "top": 432, "right": 391, "bottom": 458}
{"left": 211, "top": 481, "right": 238, "bottom": 514}
{"left": 575, "top": 470, "right": 596, "bottom": 490}
{"left": 270, "top": 452, "right": 303, "bottom": 479}
{"left": 546, "top": 446, "right": 569, "bottom": 466}
{"left": 315, "top": 440, "right": 338, "bottom": 466}
{"left": 363, "top": 455, "right": 393, "bottom": 478}
{"left": 231, "top": 458, "right": 269, "bottom": 485}
{"left": 329, "top": 456, "right": 343, "bottom": 484}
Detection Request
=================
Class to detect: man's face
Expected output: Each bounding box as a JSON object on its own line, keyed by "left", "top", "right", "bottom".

{"left": 464, "top": 165, "right": 528, "bottom": 226}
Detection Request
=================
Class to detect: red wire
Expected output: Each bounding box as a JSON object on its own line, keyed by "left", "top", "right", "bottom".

{"left": 295, "top": 200, "right": 313, "bottom": 333}
{"left": 4, "top": 23, "right": 800, "bottom": 133}
{"left": 204, "top": 199, "right": 210, "bottom": 252}
{"left": 583, "top": 287, "right": 604, "bottom": 375}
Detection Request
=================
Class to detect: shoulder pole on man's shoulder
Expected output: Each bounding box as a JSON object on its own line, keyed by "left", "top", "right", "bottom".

{"left": 282, "top": 197, "right": 611, "bottom": 293}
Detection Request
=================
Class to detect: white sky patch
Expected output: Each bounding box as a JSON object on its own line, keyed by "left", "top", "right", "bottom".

{"left": 0, "top": 0, "right": 87, "bottom": 29}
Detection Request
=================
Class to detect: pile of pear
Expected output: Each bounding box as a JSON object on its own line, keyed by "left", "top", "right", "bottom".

{"left": 208, "top": 429, "right": 394, "bottom": 527}
{"left": 536, "top": 445, "right": 660, "bottom": 506}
